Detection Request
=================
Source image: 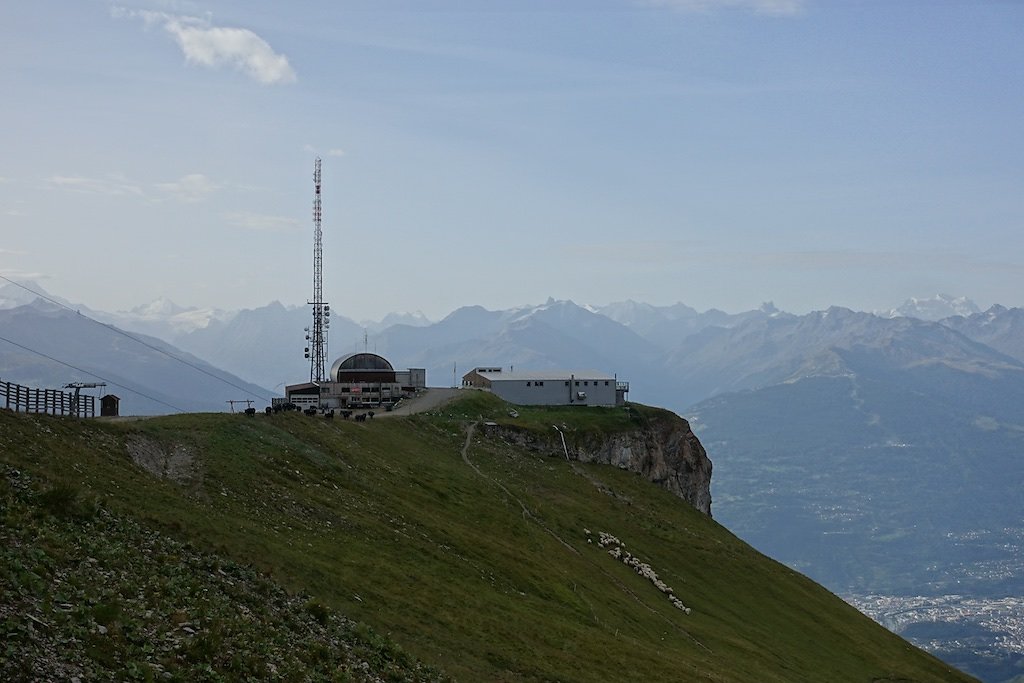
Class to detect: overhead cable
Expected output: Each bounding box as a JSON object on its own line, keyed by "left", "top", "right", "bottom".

{"left": 0, "top": 332, "right": 186, "bottom": 413}
{"left": 0, "top": 275, "right": 272, "bottom": 402}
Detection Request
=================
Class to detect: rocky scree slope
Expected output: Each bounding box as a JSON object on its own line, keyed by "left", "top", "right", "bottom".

{"left": 0, "top": 466, "right": 444, "bottom": 682}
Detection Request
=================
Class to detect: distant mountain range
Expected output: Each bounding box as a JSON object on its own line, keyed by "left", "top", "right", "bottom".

{"left": 0, "top": 300, "right": 269, "bottom": 415}
{"left": 2, "top": 278, "right": 1022, "bottom": 680}
{"left": 3, "top": 278, "right": 1021, "bottom": 420}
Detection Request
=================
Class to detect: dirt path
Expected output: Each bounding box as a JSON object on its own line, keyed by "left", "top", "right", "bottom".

{"left": 459, "top": 422, "right": 579, "bottom": 555}
{"left": 374, "top": 387, "right": 462, "bottom": 418}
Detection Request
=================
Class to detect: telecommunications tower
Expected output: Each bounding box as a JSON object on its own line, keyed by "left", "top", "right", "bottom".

{"left": 305, "top": 157, "right": 330, "bottom": 382}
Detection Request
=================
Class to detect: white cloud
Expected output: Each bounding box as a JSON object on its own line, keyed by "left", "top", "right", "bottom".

{"left": 303, "top": 145, "right": 346, "bottom": 157}
{"left": 115, "top": 8, "right": 296, "bottom": 84}
{"left": 156, "top": 173, "right": 218, "bottom": 202}
{"left": 48, "top": 172, "right": 222, "bottom": 203}
{"left": 47, "top": 174, "right": 145, "bottom": 197}
{"left": 639, "top": 0, "right": 804, "bottom": 15}
{"left": 0, "top": 269, "right": 47, "bottom": 280}
{"left": 223, "top": 211, "right": 301, "bottom": 232}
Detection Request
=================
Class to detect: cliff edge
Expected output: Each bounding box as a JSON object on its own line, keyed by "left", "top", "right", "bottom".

{"left": 480, "top": 403, "right": 713, "bottom": 516}
{"left": 570, "top": 412, "right": 712, "bottom": 516}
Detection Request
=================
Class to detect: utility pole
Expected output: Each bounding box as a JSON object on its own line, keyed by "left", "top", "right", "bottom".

{"left": 306, "top": 157, "right": 330, "bottom": 383}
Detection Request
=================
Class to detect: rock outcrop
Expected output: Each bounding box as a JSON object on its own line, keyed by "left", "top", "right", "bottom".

{"left": 490, "top": 411, "right": 713, "bottom": 516}
{"left": 573, "top": 416, "right": 712, "bottom": 516}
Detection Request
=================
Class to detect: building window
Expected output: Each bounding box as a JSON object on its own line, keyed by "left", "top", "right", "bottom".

{"left": 526, "top": 381, "right": 531, "bottom": 386}
{"left": 605, "top": 381, "right": 609, "bottom": 386}
{"left": 575, "top": 381, "right": 579, "bottom": 386}
{"left": 564, "top": 381, "right": 569, "bottom": 386}
{"left": 537, "top": 381, "right": 544, "bottom": 387}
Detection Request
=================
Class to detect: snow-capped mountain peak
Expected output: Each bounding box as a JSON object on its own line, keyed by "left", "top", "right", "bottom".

{"left": 127, "top": 296, "right": 190, "bottom": 319}
{"left": 0, "top": 279, "right": 69, "bottom": 310}
{"left": 883, "top": 294, "right": 980, "bottom": 321}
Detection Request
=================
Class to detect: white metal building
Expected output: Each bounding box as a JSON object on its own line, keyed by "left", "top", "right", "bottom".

{"left": 461, "top": 367, "right": 628, "bottom": 407}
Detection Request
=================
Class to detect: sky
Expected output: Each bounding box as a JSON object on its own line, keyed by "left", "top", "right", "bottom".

{"left": 2, "top": 0, "right": 1023, "bottom": 322}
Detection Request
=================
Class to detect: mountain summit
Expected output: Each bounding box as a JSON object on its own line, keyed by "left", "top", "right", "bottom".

{"left": 884, "top": 294, "right": 981, "bottom": 321}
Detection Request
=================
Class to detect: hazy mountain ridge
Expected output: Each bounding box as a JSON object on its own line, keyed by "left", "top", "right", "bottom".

{"left": 940, "top": 305, "right": 1024, "bottom": 364}
{"left": 0, "top": 303, "right": 270, "bottom": 415}
{"left": 112, "top": 297, "right": 231, "bottom": 338}
{"left": 683, "top": 311, "right": 1024, "bottom": 683}
{"left": 360, "top": 310, "right": 432, "bottom": 333}
{"left": 0, "top": 280, "right": 230, "bottom": 340}
{"left": 171, "top": 301, "right": 364, "bottom": 391}
{"left": 5, "top": 278, "right": 1022, "bottom": 418}
{"left": 595, "top": 299, "right": 781, "bottom": 350}
{"left": 5, "top": 279, "right": 1022, "bottom": 414}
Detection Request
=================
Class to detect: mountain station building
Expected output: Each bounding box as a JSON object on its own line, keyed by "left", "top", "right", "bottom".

{"left": 282, "top": 353, "right": 426, "bottom": 410}
{"left": 461, "top": 367, "right": 628, "bottom": 407}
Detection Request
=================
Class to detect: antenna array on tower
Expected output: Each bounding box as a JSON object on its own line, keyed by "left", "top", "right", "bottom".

{"left": 306, "top": 157, "right": 330, "bottom": 382}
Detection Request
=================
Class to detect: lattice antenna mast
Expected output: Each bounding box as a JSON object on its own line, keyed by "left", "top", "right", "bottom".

{"left": 306, "top": 157, "right": 330, "bottom": 382}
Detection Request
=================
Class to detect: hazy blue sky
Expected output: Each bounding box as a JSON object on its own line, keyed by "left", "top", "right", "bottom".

{"left": 2, "top": 0, "right": 1022, "bottom": 320}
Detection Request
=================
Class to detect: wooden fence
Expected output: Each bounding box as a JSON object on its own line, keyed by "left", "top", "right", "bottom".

{"left": 0, "top": 379, "right": 95, "bottom": 417}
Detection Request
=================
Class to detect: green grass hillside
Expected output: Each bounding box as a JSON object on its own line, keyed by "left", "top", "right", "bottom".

{"left": 0, "top": 394, "right": 976, "bottom": 682}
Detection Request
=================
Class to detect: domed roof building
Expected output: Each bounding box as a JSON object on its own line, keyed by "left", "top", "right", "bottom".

{"left": 283, "top": 352, "right": 425, "bottom": 411}
{"left": 330, "top": 353, "right": 396, "bottom": 383}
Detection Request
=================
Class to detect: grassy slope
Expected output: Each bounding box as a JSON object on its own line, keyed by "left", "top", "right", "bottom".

{"left": 1, "top": 467, "right": 444, "bottom": 682}
{"left": 0, "top": 394, "right": 976, "bottom": 683}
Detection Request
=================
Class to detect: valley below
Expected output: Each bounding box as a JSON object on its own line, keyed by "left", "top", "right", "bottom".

{"left": 847, "top": 592, "right": 1024, "bottom": 683}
